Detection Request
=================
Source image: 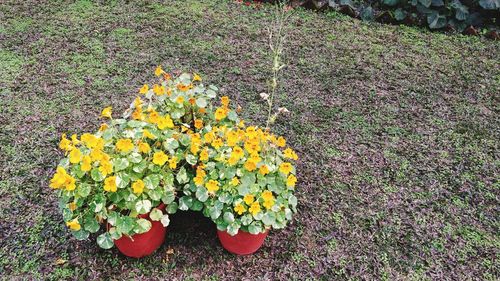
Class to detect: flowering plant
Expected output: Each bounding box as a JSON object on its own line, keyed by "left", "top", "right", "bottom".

{"left": 179, "top": 95, "right": 299, "bottom": 235}
{"left": 50, "top": 67, "right": 219, "bottom": 249}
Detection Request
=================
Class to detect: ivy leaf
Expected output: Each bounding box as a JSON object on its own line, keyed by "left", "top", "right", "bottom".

{"left": 479, "top": 0, "right": 500, "bottom": 9}
{"left": 84, "top": 217, "right": 100, "bottom": 233}
{"left": 127, "top": 152, "right": 142, "bottom": 164}
{"left": 427, "top": 11, "right": 447, "bottom": 29}
{"left": 132, "top": 160, "right": 147, "bottom": 173}
{"left": 191, "top": 200, "right": 203, "bottom": 211}
{"left": 116, "top": 173, "right": 130, "bottom": 189}
{"left": 108, "top": 227, "right": 122, "bottom": 240}
{"left": 186, "top": 154, "right": 197, "bottom": 165}
{"left": 383, "top": 0, "right": 399, "bottom": 6}
{"left": 196, "top": 97, "right": 207, "bottom": 108}
{"left": 97, "top": 233, "right": 114, "bottom": 249}
{"left": 227, "top": 223, "right": 239, "bottom": 236}
{"left": 431, "top": 0, "right": 444, "bottom": 6}
{"left": 360, "top": 6, "right": 374, "bottom": 21}
{"left": 248, "top": 223, "right": 262, "bottom": 235}
{"left": 162, "top": 190, "right": 176, "bottom": 205}
{"left": 450, "top": 0, "right": 469, "bottom": 21}
{"left": 418, "top": 0, "right": 432, "bottom": 7}
{"left": 117, "top": 216, "right": 135, "bottom": 234}
{"left": 135, "top": 199, "right": 152, "bottom": 214}
{"left": 262, "top": 212, "right": 276, "bottom": 226}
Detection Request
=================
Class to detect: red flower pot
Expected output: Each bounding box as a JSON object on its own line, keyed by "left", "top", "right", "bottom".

{"left": 217, "top": 229, "right": 269, "bottom": 255}
{"left": 114, "top": 203, "right": 166, "bottom": 258}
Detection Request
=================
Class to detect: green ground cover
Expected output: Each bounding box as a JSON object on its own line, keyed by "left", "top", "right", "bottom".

{"left": 0, "top": 0, "right": 498, "bottom": 279}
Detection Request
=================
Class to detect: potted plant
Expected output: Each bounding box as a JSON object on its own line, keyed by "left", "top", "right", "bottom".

{"left": 179, "top": 95, "right": 299, "bottom": 255}
{"left": 49, "top": 68, "right": 217, "bottom": 258}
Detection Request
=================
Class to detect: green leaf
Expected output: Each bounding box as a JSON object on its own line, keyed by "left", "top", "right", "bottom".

{"left": 186, "top": 154, "right": 197, "bottom": 165}
{"left": 160, "top": 214, "right": 170, "bottom": 227}
{"left": 109, "top": 227, "right": 122, "bottom": 240}
{"left": 166, "top": 202, "right": 178, "bottom": 214}
{"left": 132, "top": 160, "right": 147, "bottom": 173}
{"left": 227, "top": 222, "right": 239, "bottom": 236}
{"left": 72, "top": 229, "right": 90, "bottom": 240}
{"left": 135, "top": 218, "right": 152, "bottom": 234}
{"left": 206, "top": 89, "right": 216, "bottom": 98}
{"left": 90, "top": 168, "right": 104, "bottom": 182}
{"left": 117, "top": 216, "right": 135, "bottom": 234}
{"left": 241, "top": 215, "right": 253, "bottom": 226}
{"left": 150, "top": 208, "right": 163, "bottom": 221}
{"left": 116, "top": 173, "right": 130, "bottom": 189}
{"left": 135, "top": 199, "right": 152, "bottom": 214}
{"left": 227, "top": 111, "right": 238, "bottom": 121}
{"left": 248, "top": 223, "right": 262, "bottom": 235}
{"left": 450, "top": 0, "right": 469, "bottom": 21}
{"left": 196, "top": 97, "right": 207, "bottom": 108}
{"left": 209, "top": 206, "right": 222, "bottom": 220}
{"left": 262, "top": 212, "right": 276, "bottom": 226}
{"left": 78, "top": 183, "right": 91, "bottom": 197}
{"left": 144, "top": 174, "right": 160, "bottom": 189}
{"left": 164, "top": 138, "right": 179, "bottom": 151}
{"left": 191, "top": 200, "right": 203, "bottom": 211}
{"left": 223, "top": 212, "right": 235, "bottom": 224}
{"left": 97, "top": 233, "right": 114, "bottom": 249}
{"left": 195, "top": 186, "right": 209, "bottom": 202}
{"left": 113, "top": 158, "right": 129, "bottom": 172}
{"left": 128, "top": 152, "right": 142, "bottom": 164}
{"left": 84, "top": 217, "right": 100, "bottom": 233}
{"left": 176, "top": 167, "right": 189, "bottom": 184}
{"left": 162, "top": 190, "right": 176, "bottom": 205}
{"left": 179, "top": 196, "right": 193, "bottom": 211}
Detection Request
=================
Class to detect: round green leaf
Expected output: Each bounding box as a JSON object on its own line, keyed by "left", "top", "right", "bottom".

{"left": 97, "top": 233, "right": 114, "bottom": 249}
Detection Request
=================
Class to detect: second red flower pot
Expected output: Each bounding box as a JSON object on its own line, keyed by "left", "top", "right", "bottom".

{"left": 217, "top": 229, "right": 269, "bottom": 255}
{"left": 114, "top": 204, "right": 166, "bottom": 258}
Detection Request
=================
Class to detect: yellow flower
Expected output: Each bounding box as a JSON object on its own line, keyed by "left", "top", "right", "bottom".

{"left": 99, "top": 160, "right": 113, "bottom": 176}
{"left": 263, "top": 199, "right": 275, "bottom": 210}
{"left": 177, "top": 83, "right": 192, "bottom": 92}
{"left": 205, "top": 180, "right": 219, "bottom": 192}
{"left": 66, "top": 219, "right": 81, "bottom": 231}
{"left": 194, "top": 119, "right": 203, "bottom": 129}
{"left": 248, "top": 202, "right": 261, "bottom": 215}
{"left": 65, "top": 174, "right": 76, "bottom": 191}
{"left": 59, "top": 134, "right": 72, "bottom": 151}
{"left": 221, "top": 96, "right": 230, "bottom": 107}
{"left": 287, "top": 174, "right": 297, "bottom": 187}
{"left": 69, "top": 148, "right": 82, "bottom": 164}
{"left": 68, "top": 202, "right": 77, "bottom": 211}
{"left": 234, "top": 203, "right": 245, "bottom": 215}
{"left": 194, "top": 176, "right": 204, "bottom": 186}
{"left": 228, "top": 156, "right": 239, "bottom": 166}
{"left": 244, "top": 160, "right": 257, "bottom": 172}
{"left": 261, "top": 190, "right": 274, "bottom": 201}
{"left": 81, "top": 155, "right": 92, "bottom": 172}
{"left": 243, "top": 194, "right": 254, "bottom": 205}
{"left": 245, "top": 126, "right": 257, "bottom": 139}
{"left": 139, "top": 84, "right": 149, "bottom": 94}
{"left": 199, "top": 148, "right": 209, "bottom": 162}
{"left": 101, "top": 106, "right": 112, "bottom": 118}
{"left": 168, "top": 156, "right": 178, "bottom": 169}
{"left": 153, "top": 151, "right": 169, "bottom": 166}
{"left": 116, "top": 139, "right": 134, "bottom": 153}
{"left": 238, "top": 120, "right": 245, "bottom": 128}
{"left": 209, "top": 138, "right": 221, "bottom": 150}
{"left": 138, "top": 142, "right": 151, "bottom": 154}
{"left": 155, "top": 65, "right": 164, "bottom": 77}
{"left": 226, "top": 131, "right": 239, "bottom": 146}
{"left": 230, "top": 177, "right": 240, "bottom": 186}
{"left": 132, "top": 179, "right": 145, "bottom": 194}
{"left": 153, "top": 84, "right": 166, "bottom": 95}
{"left": 157, "top": 115, "right": 174, "bottom": 130}
{"left": 81, "top": 133, "right": 99, "bottom": 149}
{"left": 104, "top": 176, "right": 117, "bottom": 192}
{"left": 259, "top": 165, "right": 270, "bottom": 175}
{"left": 283, "top": 148, "right": 298, "bottom": 160}
{"left": 231, "top": 146, "right": 244, "bottom": 159}
{"left": 149, "top": 111, "right": 160, "bottom": 124}
{"left": 143, "top": 129, "right": 156, "bottom": 139}
{"left": 49, "top": 167, "right": 68, "bottom": 189}
{"left": 277, "top": 136, "right": 286, "bottom": 147}
{"left": 132, "top": 108, "right": 144, "bottom": 120}
{"left": 176, "top": 96, "right": 185, "bottom": 104}
{"left": 193, "top": 73, "right": 202, "bottom": 82}
{"left": 279, "top": 162, "right": 293, "bottom": 175}
{"left": 99, "top": 123, "right": 108, "bottom": 132}
{"left": 90, "top": 149, "right": 104, "bottom": 162}
{"left": 214, "top": 108, "right": 227, "bottom": 121}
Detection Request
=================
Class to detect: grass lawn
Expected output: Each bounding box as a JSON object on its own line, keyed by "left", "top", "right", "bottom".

{"left": 1, "top": 0, "right": 499, "bottom": 279}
